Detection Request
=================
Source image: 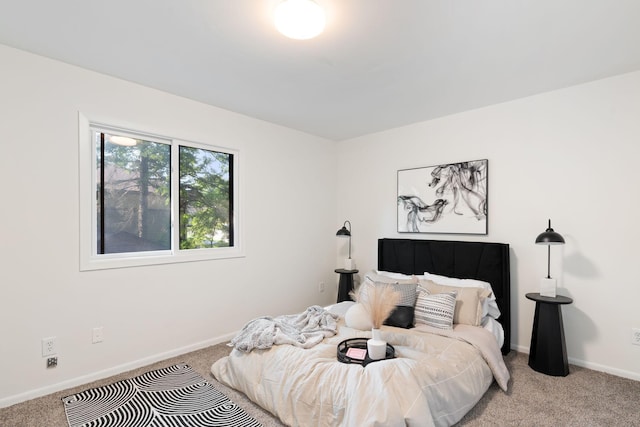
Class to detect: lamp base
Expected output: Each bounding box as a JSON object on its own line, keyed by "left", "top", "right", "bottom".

{"left": 540, "top": 278, "right": 556, "bottom": 298}
{"left": 344, "top": 258, "right": 355, "bottom": 270}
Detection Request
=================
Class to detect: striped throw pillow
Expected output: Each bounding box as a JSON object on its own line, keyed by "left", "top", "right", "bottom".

{"left": 415, "top": 290, "right": 457, "bottom": 329}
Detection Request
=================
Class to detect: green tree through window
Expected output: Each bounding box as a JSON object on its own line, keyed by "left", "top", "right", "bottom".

{"left": 179, "top": 146, "right": 233, "bottom": 249}
{"left": 96, "top": 131, "right": 233, "bottom": 255}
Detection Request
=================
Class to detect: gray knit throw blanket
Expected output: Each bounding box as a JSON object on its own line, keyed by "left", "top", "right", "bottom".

{"left": 230, "top": 305, "right": 339, "bottom": 352}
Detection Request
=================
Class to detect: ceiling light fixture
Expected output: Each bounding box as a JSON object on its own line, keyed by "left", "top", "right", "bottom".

{"left": 274, "top": 0, "right": 326, "bottom": 40}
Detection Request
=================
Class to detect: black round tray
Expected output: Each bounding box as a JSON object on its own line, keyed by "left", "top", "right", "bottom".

{"left": 337, "top": 338, "right": 395, "bottom": 367}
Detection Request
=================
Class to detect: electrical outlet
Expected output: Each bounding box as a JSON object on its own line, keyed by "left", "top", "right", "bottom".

{"left": 319, "top": 282, "right": 325, "bottom": 293}
{"left": 632, "top": 328, "right": 640, "bottom": 346}
{"left": 47, "top": 357, "right": 58, "bottom": 368}
{"left": 42, "top": 337, "right": 56, "bottom": 356}
{"left": 92, "top": 327, "right": 104, "bottom": 344}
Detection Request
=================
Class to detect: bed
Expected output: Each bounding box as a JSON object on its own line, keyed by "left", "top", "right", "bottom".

{"left": 211, "top": 238, "right": 511, "bottom": 426}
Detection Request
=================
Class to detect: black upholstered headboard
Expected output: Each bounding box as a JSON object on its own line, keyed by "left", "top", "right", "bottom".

{"left": 378, "top": 238, "right": 511, "bottom": 355}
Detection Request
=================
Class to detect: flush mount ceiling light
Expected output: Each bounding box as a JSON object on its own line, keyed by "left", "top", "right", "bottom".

{"left": 274, "top": 0, "right": 326, "bottom": 40}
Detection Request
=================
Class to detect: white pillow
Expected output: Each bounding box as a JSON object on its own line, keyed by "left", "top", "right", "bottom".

{"left": 375, "top": 270, "right": 423, "bottom": 280}
{"left": 325, "top": 301, "right": 354, "bottom": 318}
{"left": 344, "top": 303, "right": 373, "bottom": 330}
{"left": 423, "top": 271, "right": 501, "bottom": 319}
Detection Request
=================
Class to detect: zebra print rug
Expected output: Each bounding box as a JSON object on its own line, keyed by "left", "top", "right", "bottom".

{"left": 62, "top": 363, "right": 262, "bottom": 427}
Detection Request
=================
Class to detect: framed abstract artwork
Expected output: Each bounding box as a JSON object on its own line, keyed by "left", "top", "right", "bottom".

{"left": 397, "top": 159, "right": 488, "bottom": 235}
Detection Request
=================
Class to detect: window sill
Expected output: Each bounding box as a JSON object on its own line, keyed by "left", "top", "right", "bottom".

{"left": 80, "top": 247, "right": 245, "bottom": 271}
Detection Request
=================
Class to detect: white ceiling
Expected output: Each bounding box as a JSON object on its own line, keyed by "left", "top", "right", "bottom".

{"left": 1, "top": 0, "right": 640, "bottom": 141}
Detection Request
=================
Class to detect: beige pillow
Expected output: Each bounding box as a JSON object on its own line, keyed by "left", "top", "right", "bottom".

{"left": 418, "top": 280, "right": 490, "bottom": 326}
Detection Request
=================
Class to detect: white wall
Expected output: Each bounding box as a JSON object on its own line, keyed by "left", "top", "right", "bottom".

{"left": 0, "top": 44, "right": 338, "bottom": 406}
{"left": 336, "top": 71, "right": 640, "bottom": 380}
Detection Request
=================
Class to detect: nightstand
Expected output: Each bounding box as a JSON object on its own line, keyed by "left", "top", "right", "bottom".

{"left": 335, "top": 269, "right": 358, "bottom": 303}
{"left": 526, "top": 292, "right": 573, "bottom": 376}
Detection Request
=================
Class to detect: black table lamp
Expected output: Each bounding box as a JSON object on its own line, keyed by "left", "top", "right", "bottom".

{"left": 535, "top": 219, "right": 565, "bottom": 296}
{"left": 336, "top": 220, "right": 354, "bottom": 270}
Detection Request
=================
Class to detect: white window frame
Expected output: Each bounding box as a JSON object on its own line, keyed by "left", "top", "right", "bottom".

{"left": 79, "top": 112, "right": 243, "bottom": 271}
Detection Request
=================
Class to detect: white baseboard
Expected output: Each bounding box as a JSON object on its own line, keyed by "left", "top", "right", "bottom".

{"left": 511, "top": 344, "right": 640, "bottom": 381}
{"left": 566, "top": 357, "right": 640, "bottom": 381}
{"left": 0, "top": 332, "right": 236, "bottom": 409}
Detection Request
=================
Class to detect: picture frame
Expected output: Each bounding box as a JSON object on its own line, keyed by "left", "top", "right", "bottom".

{"left": 397, "top": 159, "right": 488, "bottom": 235}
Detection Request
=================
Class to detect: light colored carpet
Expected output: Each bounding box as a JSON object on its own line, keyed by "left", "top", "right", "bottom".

{"left": 1, "top": 344, "right": 638, "bottom": 426}
{"left": 457, "top": 351, "right": 640, "bottom": 426}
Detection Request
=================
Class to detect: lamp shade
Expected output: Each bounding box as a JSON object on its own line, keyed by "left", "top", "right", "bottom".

{"left": 336, "top": 225, "right": 351, "bottom": 237}
{"left": 535, "top": 219, "right": 565, "bottom": 245}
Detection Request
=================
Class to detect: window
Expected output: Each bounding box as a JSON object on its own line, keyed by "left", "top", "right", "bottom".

{"left": 79, "top": 113, "right": 241, "bottom": 270}
{"left": 178, "top": 146, "right": 234, "bottom": 250}
{"left": 97, "top": 132, "right": 172, "bottom": 254}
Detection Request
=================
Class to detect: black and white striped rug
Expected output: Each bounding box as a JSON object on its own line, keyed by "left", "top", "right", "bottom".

{"left": 62, "top": 363, "right": 262, "bottom": 427}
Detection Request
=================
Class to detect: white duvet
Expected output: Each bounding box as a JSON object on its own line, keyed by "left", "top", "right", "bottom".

{"left": 211, "top": 319, "right": 509, "bottom": 427}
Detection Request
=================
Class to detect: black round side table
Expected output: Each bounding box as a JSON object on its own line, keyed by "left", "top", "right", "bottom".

{"left": 335, "top": 269, "right": 358, "bottom": 303}
{"left": 526, "top": 292, "right": 573, "bottom": 376}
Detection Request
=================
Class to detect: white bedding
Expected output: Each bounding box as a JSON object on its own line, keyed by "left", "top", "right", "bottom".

{"left": 212, "top": 309, "right": 510, "bottom": 427}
